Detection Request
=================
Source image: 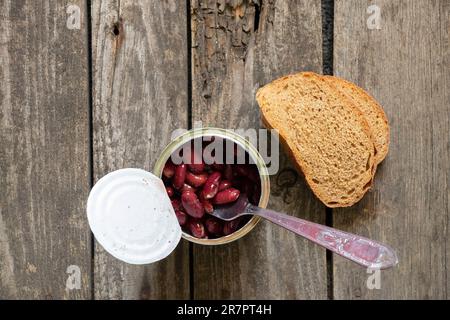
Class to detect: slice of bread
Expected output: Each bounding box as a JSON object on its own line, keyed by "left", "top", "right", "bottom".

{"left": 256, "top": 72, "right": 376, "bottom": 207}
{"left": 323, "top": 75, "right": 389, "bottom": 164}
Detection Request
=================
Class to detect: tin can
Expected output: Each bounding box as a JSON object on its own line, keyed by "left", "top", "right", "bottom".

{"left": 154, "top": 128, "right": 270, "bottom": 245}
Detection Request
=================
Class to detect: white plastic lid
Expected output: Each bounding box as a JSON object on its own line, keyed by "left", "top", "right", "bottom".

{"left": 87, "top": 168, "right": 181, "bottom": 264}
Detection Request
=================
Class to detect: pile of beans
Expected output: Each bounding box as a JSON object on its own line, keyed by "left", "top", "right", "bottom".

{"left": 162, "top": 138, "right": 261, "bottom": 239}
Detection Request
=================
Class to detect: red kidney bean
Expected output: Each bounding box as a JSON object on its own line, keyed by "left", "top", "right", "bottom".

{"left": 218, "top": 180, "right": 232, "bottom": 191}
{"left": 181, "top": 183, "right": 196, "bottom": 193}
{"left": 224, "top": 164, "right": 233, "bottom": 181}
{"left": 205, "top": 217, "right": 223, "bottom": 235}
{"left": 212, "top": 188, "right": 240, "bottom": 205}
{"left": 188, "top": 219, "right": 206, "bottom": 238}
{"left": 202, "top": 171, "right": 221, "bottom": 199}
{"left": 181, "top": 190, "right": 204, "bottom": 218}
{"left": 163, "top": 160, "right": 176, "bottom": 179}
{"left": 171, "top": 199, "right": 182, "bottom": 211}
{"left": 187, "top": 148, "right": 205, "bottom": 174}
{"left": 223, "top": 217, "right": 243, "bottom": 236}
{"left": 173, "top": 164, "right": 187, "bottom": 189}
{"left": 201, "top": 199, "right": 214, "bottom": 214}
{"left": 166, "top": 186, "right": 174, "bottom": 198}
{"left": 188, "top": 163, "right": 204, "bottom": 174}
{"left": 185, "top": 171, "right": 208, "bottom": 187}
{"left": 175, "top": 210, "right": 187, "bottom": 226}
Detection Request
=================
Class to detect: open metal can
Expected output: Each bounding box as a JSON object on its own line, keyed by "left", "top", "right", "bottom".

{"left": 153, "top": 128, "right": 270, "bottom": 245}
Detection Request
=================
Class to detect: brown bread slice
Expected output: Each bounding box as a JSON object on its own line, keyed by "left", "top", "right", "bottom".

{"left": 323, "top": 75, "right": 390, "bottom": 164}
{"left": 256, "top": 72, "right": 376, "bottom": 207}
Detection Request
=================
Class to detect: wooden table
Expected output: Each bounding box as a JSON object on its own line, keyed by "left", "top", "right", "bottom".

{"left": 1, "top": 0, "right": 448, "bottom": 299}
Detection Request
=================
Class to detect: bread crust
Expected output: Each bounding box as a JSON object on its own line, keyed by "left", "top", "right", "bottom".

{"left": 256, "top": 72, "right": 377, "bottom": 208}
{"left": 323, "top": 75, "right": 390, "bottom": 164}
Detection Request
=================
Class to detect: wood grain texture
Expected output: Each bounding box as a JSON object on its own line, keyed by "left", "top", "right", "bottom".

{"left": 0, "top": 0, "right": 91, "bottom": 299}
{"left": 191, "top": 0, "right": 327, "bottom": 299}
{"left": 91, "top": 0, "right": 190, "bottom": 299}
{"left": 333, "top": 0, "right": 449, "bottom": 299}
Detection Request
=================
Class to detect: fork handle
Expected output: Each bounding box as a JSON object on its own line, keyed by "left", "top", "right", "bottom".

{"left": 248, "top": 205, "right": 398, "bottom": 269}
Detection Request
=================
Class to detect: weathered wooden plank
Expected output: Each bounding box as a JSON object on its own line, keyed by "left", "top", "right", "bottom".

{"left": 0, "top": 0, "right": 91, "bottom": 299}
{"left": 191, "top": 0, "right": 327, "bottom": 299}
{"left": 333, "top": 0, "right": 449, "bottom": 299}
{"left": 92, "top": 0, "right": 190, "bottom": 299}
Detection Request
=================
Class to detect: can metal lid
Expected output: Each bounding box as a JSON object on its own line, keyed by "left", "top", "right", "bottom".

{"left": 87, "top": 168, "right": 181, "bottom": 264}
